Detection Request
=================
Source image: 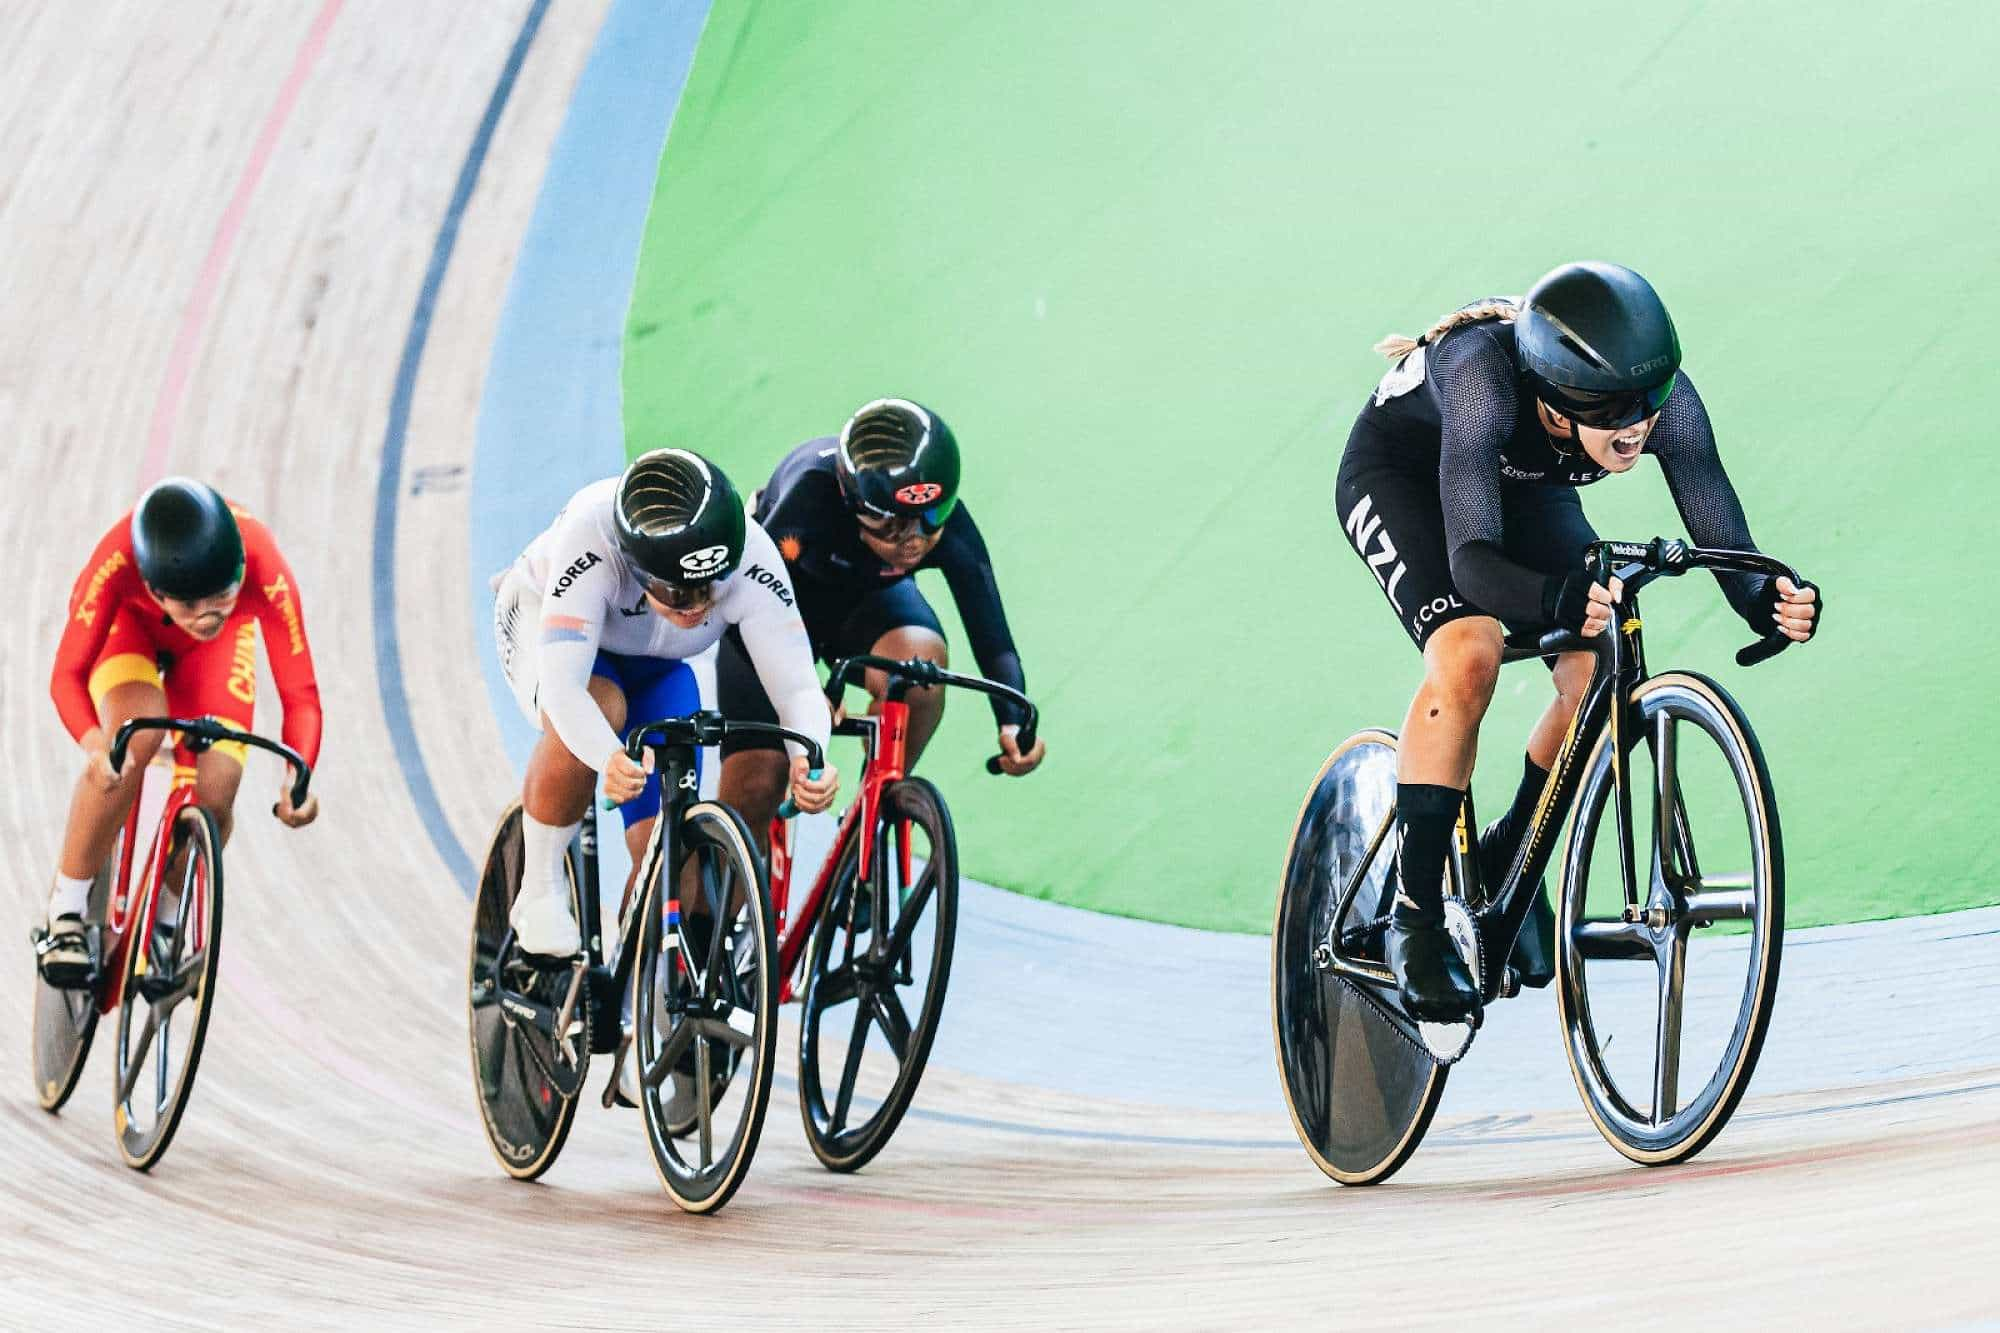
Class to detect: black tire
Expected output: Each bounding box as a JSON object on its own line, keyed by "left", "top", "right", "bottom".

{"left": 31, "top": 839, "right": 118, "bottom": 1113}
{"left": 113, "top": 806, "right": 223, "bottom": 1171}
{"left": 798, "top": 777, "right": 959, "bottom": 1174}
{"left": 1273, "top": 730, "right": 1448, "bottom": 1185}
{"left": 467, "top": 802, "right": 587, "bottom": 1181}
{"left": 633, "top": 801, "right": 777, "bottom": 1214}
{"left": 1557, "top": 671, "right": 1783, "bottom": 1165}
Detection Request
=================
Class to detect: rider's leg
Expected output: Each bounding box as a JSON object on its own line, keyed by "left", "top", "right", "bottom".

{"left": 863, "top": 624, "right": 947, "bottom": 765}
{"left": 1386, "top": 616, "right": 1502, "bottom": 1019}
{"left": 513, "top": 674, "right": 625, "bottom": 957}
{"left": 714, "top": 626, "right": 790, "bottom": 857}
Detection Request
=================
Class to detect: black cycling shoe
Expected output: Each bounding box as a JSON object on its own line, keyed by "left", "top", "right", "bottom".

{"left": 1479, "top": 818, "right": 1555, "bottom": 988}
{"left": 1385, "top": 915, "right": 1480, "bottom": 1022}
{"left": 33, "top": 915, "right": 94, "bottom": 989}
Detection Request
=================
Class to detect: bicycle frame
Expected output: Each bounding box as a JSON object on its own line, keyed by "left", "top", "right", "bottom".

{"left": 767, "top": 654, "right": 1037, "bottom": 1004}
{"left": 1322, "top": 539, "right": 1799, "bottom": 1002}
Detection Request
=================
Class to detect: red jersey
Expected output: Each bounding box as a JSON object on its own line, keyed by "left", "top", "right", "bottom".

{"left": 52, "top": 503, "right": 323, "bottom": 766}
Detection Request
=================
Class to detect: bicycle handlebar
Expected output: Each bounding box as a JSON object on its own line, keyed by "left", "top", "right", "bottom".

{"left": 109, "top": 717, "right": 313, "bottom": 810}
{"left": 622, "top": 711, "right": 826, "bottom": 772}
{"left": 1573, "top": 538, "right": 1808, "bottom": 667}
{"left": 822, "top": 654, "right": 1039, "bottom": 776}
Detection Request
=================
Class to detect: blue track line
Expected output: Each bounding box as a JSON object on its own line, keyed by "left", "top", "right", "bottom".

{"left": 370, "top": 0, "right": 552, "bottom": 889}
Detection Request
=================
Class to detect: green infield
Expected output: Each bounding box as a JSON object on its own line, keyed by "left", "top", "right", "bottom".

{"left": 625, "top": 0, "right": 1997, "bottom": 931}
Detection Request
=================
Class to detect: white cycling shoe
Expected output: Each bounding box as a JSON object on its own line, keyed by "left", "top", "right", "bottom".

{"left": 509, "top": 883, "right": 581, "bottom": 959}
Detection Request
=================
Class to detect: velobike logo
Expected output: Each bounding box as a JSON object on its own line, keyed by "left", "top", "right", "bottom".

{"left": 894, "top": 482, "right": 942, "bottom": 506}
{"left": 550, "top": 551, "right": 601, "bottom": 597}
{"left": 738, "top": 562, "right": 794, "bottom": 608}
{"left": 261, "top": 573, "right": 306, "bottom": 655}
{"left": 1343, "top": 494, "right": 1407, "bottom": 613}
{"left": 74, "top": 550, "right": 128, "bottom": 626}
{"left": 226, "top": 620, "right": 258, "bottom": 705}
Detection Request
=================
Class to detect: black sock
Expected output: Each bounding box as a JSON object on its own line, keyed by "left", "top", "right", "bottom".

{"left": 1491, "top": 754, "right": 1551, "bottom": 857}
{"left": 1392, "top": 783, "right": 1465, "bottom": 925}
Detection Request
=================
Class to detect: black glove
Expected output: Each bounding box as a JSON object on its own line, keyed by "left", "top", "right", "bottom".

{"left": 1756, "top": 576, "right": 1822, "bottom": 642}
{"left": 1542, "top": 571, "right": 1597, "bottom": 633}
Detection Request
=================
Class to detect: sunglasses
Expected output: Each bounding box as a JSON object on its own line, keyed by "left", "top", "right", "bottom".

{"left": 643, "top": 578, "right": 717, "bottom": 613}
{"left": 1544, "top": 378, "right": 1676, "bottom": 430}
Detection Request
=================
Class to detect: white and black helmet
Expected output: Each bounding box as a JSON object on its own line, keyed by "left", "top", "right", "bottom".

{"left": 613, "top": 449, "right": 747, "bottom": 586}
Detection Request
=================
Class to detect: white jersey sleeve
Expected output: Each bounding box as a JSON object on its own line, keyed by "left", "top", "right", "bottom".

{"left": 726, "top": 523, "right": 831, "bottom": 761}
{"left": 532, "top": 499, "right": 625, "bottom": 773}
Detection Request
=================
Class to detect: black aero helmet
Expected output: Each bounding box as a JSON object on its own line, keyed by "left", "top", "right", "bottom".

{"left": 1516, "top": 261, "right": 1682, "bottom": 429}
{"left": 613, "top": 448, "right": 746, "bottom": 585}
{"left": 130, "top": 478, "right": 244, "bottom": 600}
{"left": 835, "top": 399, "right": 961, "bottom": 532}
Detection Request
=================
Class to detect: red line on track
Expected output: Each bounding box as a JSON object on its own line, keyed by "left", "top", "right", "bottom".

{"left": 139, "top": 0, "right": 344, "bottom": 486}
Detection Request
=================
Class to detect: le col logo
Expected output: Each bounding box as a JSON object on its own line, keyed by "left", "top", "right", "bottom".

{"left": 1343, "top": 493, "right": 1407, "bottom": 613}
{"left": 679, "top": 544, "right": 730, "bottom": 578}
{"left": 1410, "top": 593, "right": 1465, "bottom": 636}
{"left": 738, "top": 562, "right": 794, "bottom": 608}
{"left": 550, "top": 551, "right": 601, "bottom": 597}
{"left": 894, "top": 482, "right": 943, "bottom": 507}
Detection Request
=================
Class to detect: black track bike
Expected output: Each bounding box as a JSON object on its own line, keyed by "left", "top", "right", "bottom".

{"left": 1275, "top": 539, "right": 1808, "bottom": 1182}
{"left": 467, "top": 711, "right": 822, "bottom": 1214}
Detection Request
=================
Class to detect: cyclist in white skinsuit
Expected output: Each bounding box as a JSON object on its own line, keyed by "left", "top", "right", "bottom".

{"left": 495, "top": 449, "right": 837, "bottom": 958}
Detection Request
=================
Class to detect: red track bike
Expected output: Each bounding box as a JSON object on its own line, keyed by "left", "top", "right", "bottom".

{"left": 769, "top": 654, "right": 1036, "bottom": 1172}
{"left": 29, "top": 716, "right": 311, "bottom": 1169}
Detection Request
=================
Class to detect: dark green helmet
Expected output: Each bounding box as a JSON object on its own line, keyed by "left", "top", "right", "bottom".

{"left": 613, "top": 449, "right": 746, "bottom": 586}
{"left": 835, "top": 399, "right": 961, "bottom": 533}
{"left": 1516, "top": 262, "right": 1681, "bottom": 429}
{"left": 130, "top": 478, "right": 244, "bottom": 600}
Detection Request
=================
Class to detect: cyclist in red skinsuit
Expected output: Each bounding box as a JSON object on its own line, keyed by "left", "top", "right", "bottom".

{"left": 37, "top": 479, "right": 323, "bottom": 982}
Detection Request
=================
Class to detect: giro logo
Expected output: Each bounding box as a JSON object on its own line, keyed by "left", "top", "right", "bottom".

{"left": 1630, "top": 355, "right": 1671, "bottom": 377}
{"left": 679, "top": 544, "right": 730, "bottom": 577}
{"left": 738, "top": 562, "right": 794, "bottom": 608}
{"left": 894, "top": 482, "right": 942, "bottom": 506}
{"left": 1343, "top": 493, "right": 1407, "bottom": 613}
{"left": 550, "top": 551, "right": 601, "bottom": 597}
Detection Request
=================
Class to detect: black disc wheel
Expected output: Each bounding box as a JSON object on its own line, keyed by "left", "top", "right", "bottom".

{"left": 31, "top": 839, "right": 118, "bottom": 1113}
{"left": 799, "top": 777, "right": 958, "bottom": 1174}
{"left": 468, "top": 802, "right": 588, "bottom": 1181}
{"left": 1557, "top": 671, "right": 1783, "bottom": 1165}
{"left": 113, "top": 806, "right": 222, "bottom": 1171}
{"left": 632, "top": 801, "right": 778, "bottom": 1214}
{"left": 1273, "top": 730, "right": 1448, "bottom": 1185}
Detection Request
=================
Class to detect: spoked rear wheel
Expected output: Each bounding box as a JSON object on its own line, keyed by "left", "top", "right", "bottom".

{"left": 114, "top": 806, "right": 222, "bottom": 1170}
{"left": 467, "top": 802, "right": 588, "bottom": 1181}
{"left": 799, "top": 777, "right": 959, "bottom": 1174}
{"left": 31, "top": 841, "right": 117, "bottom": 1112}
{"left": 633, "top": 801, "right": 778, "bottom": 1214}
{"left": 1558, "top": 671, "right": 1783, "bottom": 1165}
{"left": 1273, "top": 731, "right": 1448, "bottom": 1185}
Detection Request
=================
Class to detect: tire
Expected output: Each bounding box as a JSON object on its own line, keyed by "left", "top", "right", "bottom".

{"left": 467, "top": 802, "right": 587, "bottom": 1182}
{"left": 30, "top": 839, "right": 118, "bottom": 1112}
{"left": 633, "top": 801, "right": 778, "bottom": 1214}
{"left": 798, "top": 777, "right": 958, "bottom": 1174}
{"left": 1556, "top": 671, "right": 1783, "bottom": 1165}
{"left": 1273, "top": 730, "right": 1448, "bottom": 1185}
{"left": 113, "top": 806, "right": 223, "bottom": 1171}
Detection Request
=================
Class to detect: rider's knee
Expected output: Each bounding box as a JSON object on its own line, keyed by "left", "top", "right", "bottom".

{"left": 1551, "top": 651, "right": 1594, "bottom": 712}
{"left": 723, "top": 750, "right": 789, "bottom": 813}
{"left": 870, "top": 627, "right": 947, "bottom": 711}
{"left": 1423, "top": 638, "right": 1502, "bottom": 717}
{"left": 115, "top": 729, "right": 165, "bottom": 780}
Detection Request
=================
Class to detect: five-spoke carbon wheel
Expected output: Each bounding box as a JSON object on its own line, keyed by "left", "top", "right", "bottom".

{"left": 1557, "top": 671, "right": 1783, "bottom": 1165}
{"left": 1273, "top": 731, "right": 1447, "bottom": 1186}
{"left": 633, "top": 801, "right": 778, "bottom": 1214}
{"left": 113, "top": 807, "right": 223, "bottom": 1171}
{"left": 468, "top": 802, "right": 588, "bottom": 1182}
{"left": 31, "top": 841, "right": 116, "bottom": 1113}
{"left": 799, "top": 777, "right": 959, "bottom": 1174}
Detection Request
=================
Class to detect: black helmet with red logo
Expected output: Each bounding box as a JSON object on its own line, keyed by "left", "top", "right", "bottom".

{"left": 835, "top": 399, "right": 961, "bottom": 534}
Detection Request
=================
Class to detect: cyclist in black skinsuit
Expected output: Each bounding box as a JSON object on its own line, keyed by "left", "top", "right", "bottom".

{"left": 715, "top": 399, "right": 1045, "bottom": 849}
{"left": 1337, "top": 262, "right": 1820, "bottom": 1022}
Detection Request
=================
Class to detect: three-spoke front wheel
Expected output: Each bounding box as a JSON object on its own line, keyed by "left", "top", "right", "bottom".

{"left": 633, "top": 801, "right": 778, "bottom": 1214}
{"left": 1558, "top": 671, "right": 1783, "bottom": 1165}
{"left": 798, "top": 777, "right": 959, "bottom": 1174}
{"left": 113, "top": 806, "right": 223, "bottom": 1171}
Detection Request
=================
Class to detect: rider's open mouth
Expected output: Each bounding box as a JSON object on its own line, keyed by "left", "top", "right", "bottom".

{"left": 1611, "top": 436, "right": 1645, "bottom": 460}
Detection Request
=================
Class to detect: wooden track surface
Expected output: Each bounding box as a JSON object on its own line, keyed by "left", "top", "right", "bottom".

{"left": 1, "top": 5, "right": 1993, "bottom": 1326}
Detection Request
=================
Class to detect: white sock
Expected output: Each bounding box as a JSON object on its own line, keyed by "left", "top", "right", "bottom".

{"left": 48, "top": 873, "right": 92, "bottom": 925}
{"left": 516, "top": 814, "right": 580, "bottom": 913}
